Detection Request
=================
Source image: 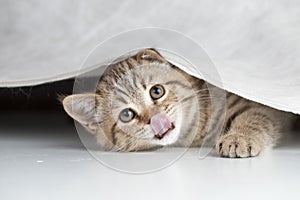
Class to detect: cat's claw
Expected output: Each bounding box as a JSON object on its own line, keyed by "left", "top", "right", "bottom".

{"left": 216, "top": 134, "right": 262, "bottom": 158}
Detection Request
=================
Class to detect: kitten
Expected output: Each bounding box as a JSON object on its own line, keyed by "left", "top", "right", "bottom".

{"left": 63, "top": 48, "right": 293, "bottom": 158}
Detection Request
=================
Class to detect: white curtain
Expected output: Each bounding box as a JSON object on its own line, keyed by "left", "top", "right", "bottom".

{"left": 1, "top": 0, "right": 300, "bottom": 114}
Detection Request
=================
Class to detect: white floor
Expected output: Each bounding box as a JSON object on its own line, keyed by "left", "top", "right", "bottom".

{"left": 1, "top": 111, "right": 300, "bottom": 200}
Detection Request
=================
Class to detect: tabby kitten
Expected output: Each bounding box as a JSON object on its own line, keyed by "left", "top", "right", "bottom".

{"left": 63, "top": 48, "right": 292, "bottom": 158}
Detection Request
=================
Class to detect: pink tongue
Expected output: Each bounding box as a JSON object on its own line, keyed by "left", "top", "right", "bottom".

{"left": 150, "top": 113, "right": 172, "bottom": 136}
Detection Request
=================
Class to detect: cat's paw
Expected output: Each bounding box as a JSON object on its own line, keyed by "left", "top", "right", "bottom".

{"left": 216, "top": 134, "right": 262, "bottom": 158}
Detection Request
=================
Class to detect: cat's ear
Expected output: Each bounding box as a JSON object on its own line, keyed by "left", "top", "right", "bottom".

{"left": 62, "top": 94, "right": 100, "bottom": 128}
{"left": 136, "top": 48, "right": 167, "bottom": 63}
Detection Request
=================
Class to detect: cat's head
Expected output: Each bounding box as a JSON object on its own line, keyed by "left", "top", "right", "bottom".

{"left": 63, "top": 49, "right": 207, "bottom": 151}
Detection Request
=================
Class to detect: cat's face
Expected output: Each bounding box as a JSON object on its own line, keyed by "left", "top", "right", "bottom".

{"left": 63, "top": 49, "right": 203, "bottom": 151}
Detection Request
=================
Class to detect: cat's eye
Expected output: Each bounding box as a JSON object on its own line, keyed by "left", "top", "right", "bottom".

{"left": 119, "top": 108, "right": 135, "bottom": 123}
{"left": 150, "top": 84, "right": 165, "bottom": 100}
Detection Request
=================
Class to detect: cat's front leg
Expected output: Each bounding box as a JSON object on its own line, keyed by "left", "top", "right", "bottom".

{"left": 216, "top": 107, "right": 282, "bottom": 158}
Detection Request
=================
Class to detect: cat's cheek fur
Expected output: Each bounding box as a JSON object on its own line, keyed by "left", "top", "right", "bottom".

{"left": 95, "top": 131, "right": 115, "bottom": 150}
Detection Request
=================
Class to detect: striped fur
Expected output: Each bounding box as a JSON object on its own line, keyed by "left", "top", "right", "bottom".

{"left": 62, "top": 49, "right": 294, "bottom": 158}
